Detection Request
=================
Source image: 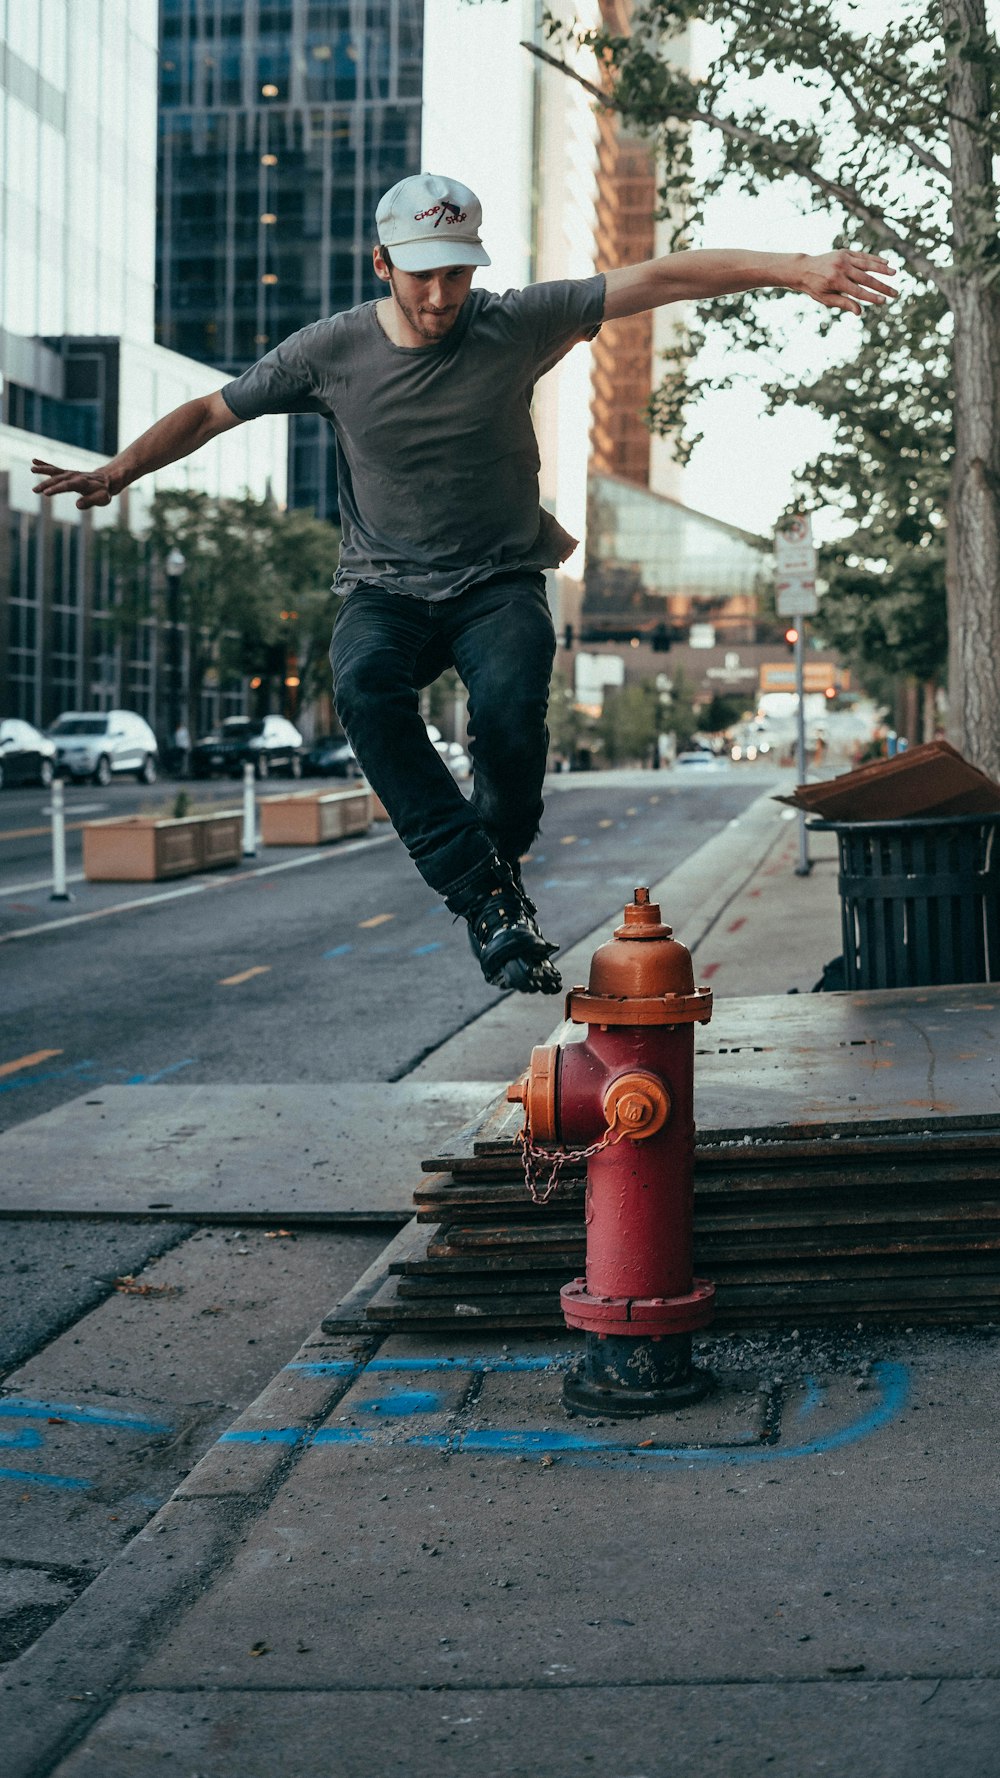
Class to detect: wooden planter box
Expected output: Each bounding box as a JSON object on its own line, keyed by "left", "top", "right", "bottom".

{"left": 83, "top": 811, "right": 242, "bottom": 882}
{"left": 259, "top": 787, "right": 373, "bottom": 847}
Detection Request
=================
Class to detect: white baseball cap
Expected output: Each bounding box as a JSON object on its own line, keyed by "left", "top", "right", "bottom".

{"left": 375, "top": 173, "right": 491, "bottom": 272}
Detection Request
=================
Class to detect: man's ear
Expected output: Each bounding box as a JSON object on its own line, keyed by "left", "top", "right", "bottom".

{"left": 373, "top": 245, "right": 392, "bottom": 284}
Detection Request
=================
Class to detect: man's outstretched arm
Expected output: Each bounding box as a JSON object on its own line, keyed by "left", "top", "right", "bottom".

{"left": 603, "top": 247, "right": 896, "bottom": 320}
{"left": 31, "top": 390, "right": 245, "bottom": 510}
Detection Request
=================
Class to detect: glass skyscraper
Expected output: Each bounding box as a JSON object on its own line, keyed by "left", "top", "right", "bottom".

{"left": 1, "top": 0, "right": 286, "bottom": 731}
{"left": 156, "top": 0, "right": 424, "bottom": 521}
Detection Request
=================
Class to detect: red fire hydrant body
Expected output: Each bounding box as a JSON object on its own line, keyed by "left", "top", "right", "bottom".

{"left": 509, "top": 889, "right": 715, "bottom": 1415}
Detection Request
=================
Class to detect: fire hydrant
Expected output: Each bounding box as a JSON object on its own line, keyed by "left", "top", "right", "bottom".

{"left": 508, "top": 888, "right": 715, "bottom": 1416}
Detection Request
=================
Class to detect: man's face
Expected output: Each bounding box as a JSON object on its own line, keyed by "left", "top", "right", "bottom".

{"left": 374, "top": 249, "right": 475, "bottom": 343}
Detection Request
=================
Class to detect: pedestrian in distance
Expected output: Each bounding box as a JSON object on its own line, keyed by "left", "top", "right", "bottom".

{"left": 32, "top": 172, "right": 895, "bottom": 994}
{"left": 173, "top": 721, "right": 191, "bottom": 779}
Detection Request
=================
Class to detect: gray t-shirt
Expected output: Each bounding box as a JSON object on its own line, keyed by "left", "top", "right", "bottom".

{"left": 220, "top": 274, "right": 605, "bottom": 601}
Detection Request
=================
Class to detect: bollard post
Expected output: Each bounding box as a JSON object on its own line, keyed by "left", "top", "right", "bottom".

{"left": 50, "top": 777, "right": 73, "bottom": 901}
{"left": 242, "top": 759, "right": 257, "bottom": 858}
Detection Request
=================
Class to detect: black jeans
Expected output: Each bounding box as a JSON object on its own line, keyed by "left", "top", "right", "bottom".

{"left": 330, "top": 572, "right": 557, "bottom": 902}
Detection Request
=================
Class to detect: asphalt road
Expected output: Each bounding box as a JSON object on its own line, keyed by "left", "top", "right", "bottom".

{"left": 0, "top": 766, "right": 777, "bottom": 1134}
{"left": 1, "top": 766, "right": 778, "bottom": 1124}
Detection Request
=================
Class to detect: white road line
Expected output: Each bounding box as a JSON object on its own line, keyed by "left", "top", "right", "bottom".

{"left": 0, "top": 871, "right": 86, "bottom": 899}
{"left": 0, "top": 832, "right": 397, "bottom": 944}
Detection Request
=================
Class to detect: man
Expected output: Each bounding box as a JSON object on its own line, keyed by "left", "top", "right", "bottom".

{"left": 33, "top": 172, "right": 894, "bottom": 994}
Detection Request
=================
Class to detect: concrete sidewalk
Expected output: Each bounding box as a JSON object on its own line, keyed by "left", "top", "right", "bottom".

{"left": 5, "top": 780, "right": 998, "bottom": 1778}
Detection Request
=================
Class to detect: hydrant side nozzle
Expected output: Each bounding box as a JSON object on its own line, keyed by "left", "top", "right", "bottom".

{"left": 506, "top": 1044, "right": 560, "bottom": 1143}
{"left": 602, "top": 1071, "right": 671, "bottom": 1140}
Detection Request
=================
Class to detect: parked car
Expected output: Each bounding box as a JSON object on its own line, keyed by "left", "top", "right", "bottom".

{"left": 304, "top": 734, "right": 363, "bottom": 778}
{"left": 47, "top": 710, "right": 158, "bottom": 785}
{"left": 674, "top": 749, "right": 731, "bottom": 775}
{"left": 191, "top": 715, "right": 304, "bottom": 780}
{"left": 426, "top": 723, "right": 472, "bottom": 781}
{"left": 0, "top": 718, "right": 57, "bottom": 789}
{"left": 440, "top": 741, "right": 472, "bottom": 780}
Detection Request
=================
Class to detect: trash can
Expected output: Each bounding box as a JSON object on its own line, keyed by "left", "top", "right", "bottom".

{"left": 811, "top": 812, "right": 1000, "bottom": 990}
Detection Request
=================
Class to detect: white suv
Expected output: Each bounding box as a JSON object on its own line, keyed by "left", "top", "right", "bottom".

{"left": 48, "top": 710, "right": 159, "bottom": 785}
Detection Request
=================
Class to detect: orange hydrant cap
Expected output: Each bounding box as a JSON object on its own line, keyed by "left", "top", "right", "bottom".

{"left": 587, "top": 887, "right": 697, "bottom": 1000}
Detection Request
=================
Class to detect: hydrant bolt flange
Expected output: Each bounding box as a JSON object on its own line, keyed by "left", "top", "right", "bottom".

{"left": 561, "top": 1277, "right": 715, "bottom": 1338}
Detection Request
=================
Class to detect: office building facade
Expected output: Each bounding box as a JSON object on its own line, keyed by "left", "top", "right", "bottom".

{"left": 0, "top": 0, "right": 286, "bottom": 731}
{"left": 156, "top": 0, "right": 424, "bottom": 520}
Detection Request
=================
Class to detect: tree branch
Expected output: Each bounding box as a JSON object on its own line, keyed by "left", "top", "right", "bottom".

{"left": 521, "top": 38, "right": 611, "bottom": 104}
{"left": 822, "top": 62, "right": 950, "bottom": 182}
{"left": 521, "top": 39, "right": 949, "bottom": 292}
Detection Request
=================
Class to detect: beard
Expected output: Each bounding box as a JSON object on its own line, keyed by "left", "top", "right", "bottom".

{"left": 389, "top": 274, "right": 460, "bottom": 342}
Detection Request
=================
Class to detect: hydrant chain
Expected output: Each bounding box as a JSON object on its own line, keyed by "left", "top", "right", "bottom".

{"left": 518, "top": 1117, "right": 626, "bottom": 1205}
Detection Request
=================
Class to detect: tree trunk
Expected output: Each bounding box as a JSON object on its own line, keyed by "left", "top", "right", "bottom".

{"left": 948, "top": 286, "right": 1000, "bottom": 775}
{"left": 943, "top": 0, "right": 1000, "bottom": 777}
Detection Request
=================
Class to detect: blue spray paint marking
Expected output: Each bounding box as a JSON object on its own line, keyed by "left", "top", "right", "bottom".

{"left": 286, "top": 1360, "right": 362, "bottom": 1378}
{"left": 0, "top": 1398, "right": 172, "bottom": 1434}
{"left": 245, "top": 1359, "right": 909, "bottom": 1468}
{"left": 125, "top": 1058, "right": 197, "bottom": 1086}
{"left": 0, "top": 1428, "right": 43, "bottom": 1450}
{"left": 796, "top": 1377, "right": 826, "bottom": 1421}
{"left": 359, "top": 1391, "right": 444, "bottom": 1416}
{"left": 221, "top": 1428, "right": 307, "bottom": 1447}
{"left": 411, "top": 943, "right": 442, "bottom": 956}
{"left": 0, "top": 1398, "right": 173, "bottom": 1493}
{"left": 307, "top": 1364, "right": 909, "bottom": 1466}
{"left": 0, "top": 1061, "right": 98, "bottom": 1096}
{"left": 324, "top": 944, "right": 353, "bottom": 958}
{"left": 0, "top": 1465, "right": 91, "bottom": 1491}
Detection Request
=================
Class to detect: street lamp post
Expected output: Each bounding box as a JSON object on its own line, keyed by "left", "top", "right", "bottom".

{"left": 165, "top": 548, "right": 186, "bottom": 746}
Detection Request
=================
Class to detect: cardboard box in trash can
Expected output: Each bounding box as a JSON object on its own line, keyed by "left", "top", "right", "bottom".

{"left": 776, "top": 739, "right": 1000, "bottom": 822}
{"left": 259, "top": 788, "right": 372, "bottom": 846}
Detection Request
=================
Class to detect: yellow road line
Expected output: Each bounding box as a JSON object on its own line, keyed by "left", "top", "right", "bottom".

{"left": 625, "top": 807, "right": 638, "bottom": 816}
{"left": 598, "top": 819, "right": 613, "bottom": 828}
{"left": 219, "top": 965, "right": 271, "bottom": 987}
{"left": 0, "top": 1048, "right": 63, "bottom": 1078}
{"left": 0, "top": 820, "right": 92, "bottom": 843}
{"left": 359, "top": 912, "right": 395, "bottom": 928}
{"left": 560, "top": 835, "right": 577, "bottom": 845}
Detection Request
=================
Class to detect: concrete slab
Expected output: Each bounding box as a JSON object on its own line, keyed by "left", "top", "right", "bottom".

{"left": 48, "top": 1679, "right": 1000, "bottom": 1778}
{"left": 0, "top": 1082, "right": 503, "bottom": 1221}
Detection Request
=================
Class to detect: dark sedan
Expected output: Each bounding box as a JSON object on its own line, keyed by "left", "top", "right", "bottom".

{"left": 191, "top": 715, "right": 304, "bottom": 780}
{"left": 304, "top": 734, "right": 363, "bottom": 778}
{"left": 0, "top": 718, "right": 56, "bottom": 789}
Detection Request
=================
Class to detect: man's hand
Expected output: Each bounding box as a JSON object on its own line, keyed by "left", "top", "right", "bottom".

{"left": 31, "top": 460, "right": 118, "bottom": 509}
{"left": 796, "top": 250, "right": 896, "bottom": 315}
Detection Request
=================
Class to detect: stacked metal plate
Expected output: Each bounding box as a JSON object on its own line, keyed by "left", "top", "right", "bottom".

{"left": 348, "top": 986, "right": 1000, "bottom": 1333}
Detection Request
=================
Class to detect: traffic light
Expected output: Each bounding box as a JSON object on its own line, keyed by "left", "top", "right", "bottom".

{"left": 784, "top": 626, "right": 799, "bottom": 653}
{"left": 563, "top": 623, "right": 574, "bottom": 649}
{"left": 652, "top": 623, "right": 672, "bottom": 653}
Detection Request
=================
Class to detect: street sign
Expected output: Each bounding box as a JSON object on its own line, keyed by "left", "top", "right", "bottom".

{"left": 774, "top": 514, "right": 816, "bottom": 575}
{"left": 775, "top": 575, "right": 819, "bottom": 617}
